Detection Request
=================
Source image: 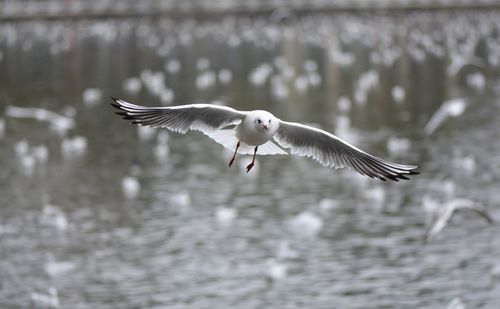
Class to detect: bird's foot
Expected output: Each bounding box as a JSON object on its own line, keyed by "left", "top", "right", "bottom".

{"left": 246, "top": 162, "right": 254, "bottom": 173}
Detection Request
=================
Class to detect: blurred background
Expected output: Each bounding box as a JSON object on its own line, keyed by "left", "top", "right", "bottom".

{"left": 1, "top": 1, "right": 500, "bottom": 308}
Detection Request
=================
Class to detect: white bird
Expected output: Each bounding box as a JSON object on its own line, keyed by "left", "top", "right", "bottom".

{"left": 425, "top": 198, "right": 494, "bottom": 243}
{"left": 6, "top": 105, "right": 75, "bottom": 135}
{"left": 447, "top": 54, "right": 484, "bottom": 77}
{"left": 446, "top": 297, "right": 466, "bottom": 309}
{"left": 111, "top": 98, "right": 418, "bottom": 181}
{"left": 424, "top": 98, "right": 467, "bottom": 135}
{"left": 30, "top": 287, "right": 60, "bottom": 308}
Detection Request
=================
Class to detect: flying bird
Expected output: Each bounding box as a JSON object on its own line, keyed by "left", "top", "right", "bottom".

{"left": 424, "top": 198, "right": 494, "bottom": 243}
{"left": 424, "top": 98, "right": 467, "bottom": 135}
{"left": 111, "top": 98, "right": 418, "bottom": 181}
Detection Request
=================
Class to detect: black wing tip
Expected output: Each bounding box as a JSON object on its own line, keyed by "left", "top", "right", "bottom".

{"left": 380, "top": 167, "right": 420, "bottom": 182}
{"left": 114, "top": 111, "right": 138, "bottom": 123}
{"left": 110, "top": 97, "right": 136, "bottom": 120}
{"left": 110, "top": 97, "right": 137, "bottom": 124}
{"left": 408, "top": 165, "right": 420, "bottom": 175}
{"left": 110, "top": 97, "right": 123, "bottom": 109}
{"left": 110, "top": 96, "right": 121, "bottom": 104}
{"left": 475, "top": 207, "right": 495, "bottom": 225}
{"left": 486, "top": 216, "right": 495, "bottom": 225}
{"left": 395, "top": 168, "right": 420, "bottom": 181}
{"left": 395, "top": 165, "right": 420, "bottom": 181}
{"left": 361, "top": 170, "right": 414, "bottom": 182}
{"left": 382, "top": 174, "right": 401, "bottom": 182}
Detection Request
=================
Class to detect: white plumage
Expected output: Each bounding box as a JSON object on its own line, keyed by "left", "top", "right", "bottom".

{"left": 111, "top": 98, "right": 418, "bottom": 181}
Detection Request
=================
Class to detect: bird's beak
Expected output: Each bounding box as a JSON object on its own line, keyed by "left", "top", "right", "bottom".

{"left": 263, "top": 124, "right": 268, "bottom": 130}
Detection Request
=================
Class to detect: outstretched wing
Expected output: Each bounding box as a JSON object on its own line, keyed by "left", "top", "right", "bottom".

{"left": 111, "top": 98, "right": 246, "bottom": 134}
{"left": 449, "top": 199, "right": 495, "bottom": 225}
{"left": 274, "top": 120, "right": 418, "bottom": 181}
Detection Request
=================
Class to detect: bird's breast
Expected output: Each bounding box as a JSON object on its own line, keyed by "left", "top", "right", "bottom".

{"left": 236, "top": 124, "right": 273, "bottom": 146}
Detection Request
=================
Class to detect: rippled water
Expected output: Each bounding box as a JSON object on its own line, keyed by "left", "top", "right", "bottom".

{"left": 1, "top": 10, "right": 500, "bottom": 309}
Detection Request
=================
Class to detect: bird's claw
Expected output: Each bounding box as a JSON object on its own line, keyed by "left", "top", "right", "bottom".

{"left": 246, "top": 163, "right": 254, "bottom": 173}
{"left": 229, "top": 157, "right": 235, "bottom": 167}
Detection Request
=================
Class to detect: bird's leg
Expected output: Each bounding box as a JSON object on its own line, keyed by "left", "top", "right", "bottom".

{"left": 246, "top": 146, "right": 258, "bottom": 173}
{"left": 228, "top": 141, "right": 240, "bottom": 167}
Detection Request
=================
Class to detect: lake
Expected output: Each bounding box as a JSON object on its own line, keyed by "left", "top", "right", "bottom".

{"left": 1, "top": 9, "right": 500, "bottom": 308}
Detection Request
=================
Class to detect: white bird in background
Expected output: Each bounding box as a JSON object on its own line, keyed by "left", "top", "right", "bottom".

{"left": 425, "top": 198, "right": 494, "bottom": 243}
{"left": 111, "top": 98, "right": 418, "bottom": 181}
{"left": 424, "top": 98, "right": 467, "bottom": 135}
{"left": 30, "top": 287, "right": 60, "bottom": 308}
{"left": 446, "top": 297, "right": 466, "bottom": 309}
{"left": 447, "top": 54, "right": 484, "bottom": 77}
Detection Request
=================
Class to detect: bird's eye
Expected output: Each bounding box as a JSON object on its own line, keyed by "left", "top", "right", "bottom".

{"left": 268, "top": 119, "right": 271, "bottom": 123}
{"left": 257, "top": 119, "right": 261, "bottom": 124}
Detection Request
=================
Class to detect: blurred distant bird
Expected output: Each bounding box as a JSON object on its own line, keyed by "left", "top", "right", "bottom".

{"left": 446, "top": 297, "right": 466, "bottom": 309}
{"left": 424, "top": 98, "right": 467, "bottom": 135}
{"left": 6, "top": 105, "right": 75, "bottom": 135}
{"left": 425, "top": 198, "right": 494, "bottom": 243}
{"left": 111, "top": 98, "right": 418, "bottom": 181}
{"left": 269, "top": 7, "right": 296, "bottom": 24}
{"left": 30, "top": 288, "right": 59, "bottom": 309}
{"left": 447, "top": 54, "right": 484, "bottom": 77}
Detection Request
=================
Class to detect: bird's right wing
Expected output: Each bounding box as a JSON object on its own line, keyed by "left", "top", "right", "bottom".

{"left": 111, "top": 98, "right": 246, "bottom": 134}
{"left": 274, "top": 120, "right": 418, "bottom": 181}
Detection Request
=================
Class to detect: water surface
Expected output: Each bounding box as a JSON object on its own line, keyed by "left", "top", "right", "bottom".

{"left": 1, "top": 11, "right": 500, "bottom": 308}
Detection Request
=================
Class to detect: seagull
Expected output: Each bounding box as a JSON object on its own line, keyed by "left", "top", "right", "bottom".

{"left": 424, "top": 98, "right": 467, "bottom": 135}
{"left": 30, "top": 287, "right": 60, "bottom": 309}
{"left": 110, "top": 98, "right": 418, "bottom": 181}
{"left": 424, "top": 198, "right": 494, "bottom": 243}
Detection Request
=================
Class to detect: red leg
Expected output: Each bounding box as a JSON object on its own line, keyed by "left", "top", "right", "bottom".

{"left": 246, "top": 146, "right": 258, "bottom": 173}
{"left": 228, "top": 141, "right": 240, "bottom": 167}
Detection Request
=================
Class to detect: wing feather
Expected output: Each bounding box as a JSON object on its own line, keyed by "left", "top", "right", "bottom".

{"left": 111, "top": 98, "right": 246, "bottom": 134}
{"left": 274, "top": 121, "right": 418, "bottom": 181}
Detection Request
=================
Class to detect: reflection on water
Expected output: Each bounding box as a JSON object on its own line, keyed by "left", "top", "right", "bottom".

{"left": 1, "top": 10, "right": 500, "bottom": 308}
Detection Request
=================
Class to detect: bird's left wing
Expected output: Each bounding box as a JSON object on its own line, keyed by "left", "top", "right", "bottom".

{"left": 449, "top": 200, "right": 495, "bottom": 225}
{"left": 274, "top": 120, "right": 418, "bottom": 181}
{"left": 111, "top": 98, "right": 246, "bottom": 134}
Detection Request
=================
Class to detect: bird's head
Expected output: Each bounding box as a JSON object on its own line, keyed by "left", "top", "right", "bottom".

{"left": 251, "top": 111, "right": 277, "bottom": 133}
